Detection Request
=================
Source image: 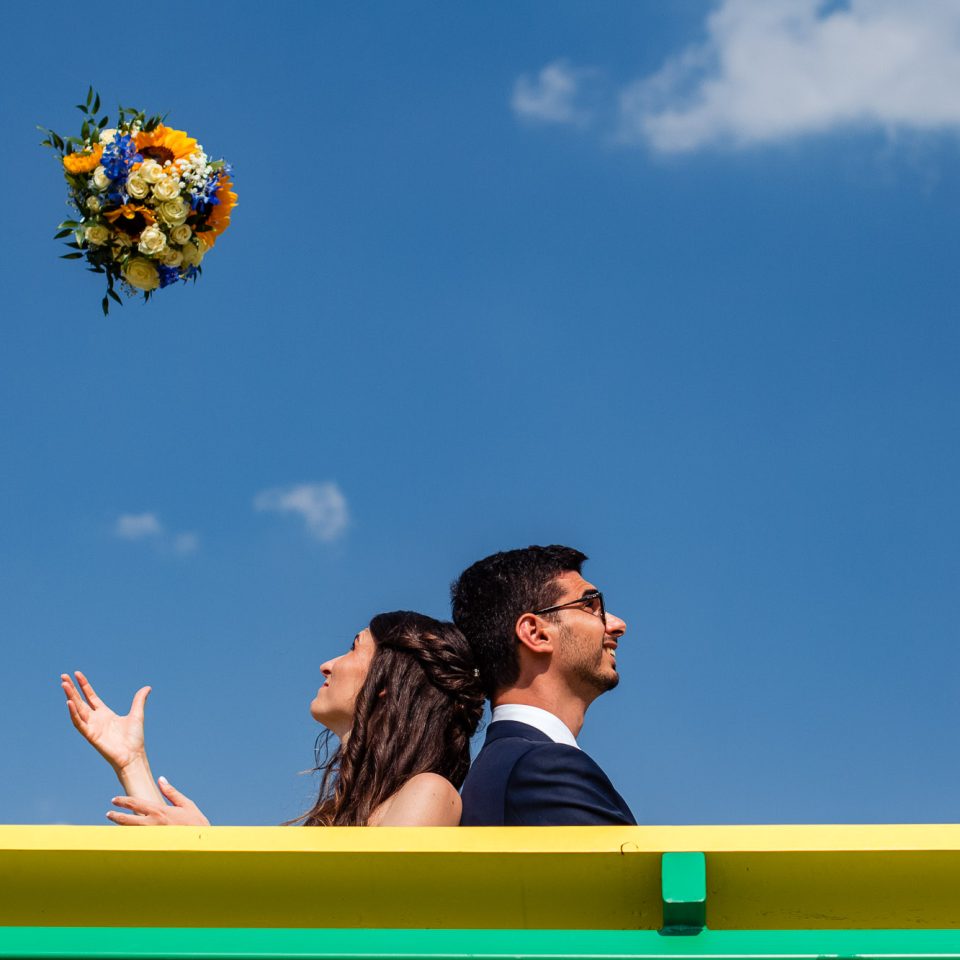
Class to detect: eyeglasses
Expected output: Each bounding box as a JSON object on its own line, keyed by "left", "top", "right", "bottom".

{"left": 532, "top": 590, "right": 606, "bottom": 625}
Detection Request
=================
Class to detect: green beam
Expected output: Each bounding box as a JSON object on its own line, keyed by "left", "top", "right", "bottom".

{"left": 2, "top": 927, "right": 960, "bottom": 960}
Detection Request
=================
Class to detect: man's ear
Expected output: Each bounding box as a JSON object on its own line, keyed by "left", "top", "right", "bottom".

{"left": 515, "top": 612, "right": 555, "bottom": 656}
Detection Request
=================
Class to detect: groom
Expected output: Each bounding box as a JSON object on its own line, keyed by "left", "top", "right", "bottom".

{"left": 451, "top": 545, "right": 636, "bottom": 825}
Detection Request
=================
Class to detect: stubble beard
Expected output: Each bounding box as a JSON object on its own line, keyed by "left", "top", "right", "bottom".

{"left": 560, "top": 623, "right": 620, "bottom": 696}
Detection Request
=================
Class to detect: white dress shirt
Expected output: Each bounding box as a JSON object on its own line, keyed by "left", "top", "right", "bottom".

{"left": 490, "top": 703, "right": 580, "bottom": 749}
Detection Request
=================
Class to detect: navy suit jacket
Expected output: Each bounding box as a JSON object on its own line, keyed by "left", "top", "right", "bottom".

{"left": 460, "top": 720, "right": 637, "bottom": 826}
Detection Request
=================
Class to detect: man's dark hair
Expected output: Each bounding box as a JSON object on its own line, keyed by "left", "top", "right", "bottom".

{"left": 450, "top": 544, "right": 587, "bottom": 699}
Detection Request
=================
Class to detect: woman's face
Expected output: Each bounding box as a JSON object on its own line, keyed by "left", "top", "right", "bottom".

{"left": 310, "top": 628, "right": 376, "bottom": 738}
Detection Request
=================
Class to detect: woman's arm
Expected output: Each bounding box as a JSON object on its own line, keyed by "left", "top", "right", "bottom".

{"left": 61, "top": 671, "right": 163, "bottom": 804}
{"left": 369, "top": 773, "right": 462, "bottom": 826}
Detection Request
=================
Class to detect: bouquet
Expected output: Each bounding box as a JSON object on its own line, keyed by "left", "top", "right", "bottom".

{"left": 40, "top": 89, "right": 236, "bottom": 314}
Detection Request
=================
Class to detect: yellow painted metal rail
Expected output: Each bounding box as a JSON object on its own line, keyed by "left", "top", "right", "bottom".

{"left": 2, "top": 824, "right": 960, "bottom": 931}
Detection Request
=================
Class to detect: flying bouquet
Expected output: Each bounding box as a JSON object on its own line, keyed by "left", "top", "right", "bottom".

{"left": 40, "top": 89, "right": 236, "bottom": 314}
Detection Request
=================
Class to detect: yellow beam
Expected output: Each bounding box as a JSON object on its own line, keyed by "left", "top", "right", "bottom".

{"left": 1, "top": 825, "right": 958, "bottom": 930}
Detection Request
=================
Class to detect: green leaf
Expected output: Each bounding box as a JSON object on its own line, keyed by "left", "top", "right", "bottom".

{"left": 53, "top": 229, "right": 73, "bottom": 239}
{"left": 86, "top": 85, "right": 93, "bottom": 107}
{"left": 75, "top": 103, "right": 88, "bottom": 114}
{"left": 98, "top": 115, "right": 108, "bottom": 127}
{"left": 60, "top": 252, "right": 84, "bottom": 259}
{"left": 102, "top": 295, "right": 109, "bottom": 316}
{"left": 93, "top": 92, "right": 101, "bottom": 114}
{"left": 108, "top": 288, "right": 123, "bottom": 305}
{"left": 58, "top": 220, "right": 81, "bottom": 228}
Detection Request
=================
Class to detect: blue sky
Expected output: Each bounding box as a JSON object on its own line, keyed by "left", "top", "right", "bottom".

{"left": 3, "top": 0, "right": 960, "bottom": 826}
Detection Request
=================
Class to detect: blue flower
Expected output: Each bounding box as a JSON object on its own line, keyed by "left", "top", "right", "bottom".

{"left": 158, "top": 264, "right": 180, "bottom": 289}
{"left": 190, "top": 170, "right": 222, "bottom": 211}
{"left": 101, "top": 134, "right": 142, "bottom": 185}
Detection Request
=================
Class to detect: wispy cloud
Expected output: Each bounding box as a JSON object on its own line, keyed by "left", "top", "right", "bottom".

{"left": 514, "top": 1, "right": 960, "bottom": 153}
{"left": 113, "top": 513, "right": 199, "bottom": 555}
{"left": 115, "top": 513, "right": 162, "bottom": 540}
{"left": 511, "top": 60, "right": 593, "bottom": 126}
{"left": 253, "top": 482, "right": 349, "bottom": 542}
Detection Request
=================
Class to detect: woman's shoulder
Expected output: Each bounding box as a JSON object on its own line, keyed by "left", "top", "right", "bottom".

{"left": 369, "top": 773, "right": 462, "bottom": 827}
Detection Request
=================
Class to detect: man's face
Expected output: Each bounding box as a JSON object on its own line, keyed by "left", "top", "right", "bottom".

{"left": 547, "top": 570, "right": 627, "bottom": 699}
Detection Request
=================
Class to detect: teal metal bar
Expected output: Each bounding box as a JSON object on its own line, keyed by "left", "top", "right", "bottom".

{"left": 660, "top": 852, "right": 706, "bottom": 933}
{"left": 2, "top": 927, "right": 960, "bottom": 960}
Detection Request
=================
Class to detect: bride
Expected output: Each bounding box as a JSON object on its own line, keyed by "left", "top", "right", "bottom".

{"left": 61, "top": 611, "right": 485, "bottom": 826}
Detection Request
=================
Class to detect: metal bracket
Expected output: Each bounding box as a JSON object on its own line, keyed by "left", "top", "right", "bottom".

{"left": 660, "top": 851, "right": 707, "bottom": 934}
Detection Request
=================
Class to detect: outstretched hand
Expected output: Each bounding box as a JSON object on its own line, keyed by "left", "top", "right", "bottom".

{"left": 108, "top": 776, "right": 210, "bottom": 826}
{"left": 61, "top": 670, "right": 151, "bottom": 772}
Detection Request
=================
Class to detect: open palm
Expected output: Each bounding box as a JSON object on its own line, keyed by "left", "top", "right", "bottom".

{"left": 61, "top": 671, "right": 150, "bottom": 772}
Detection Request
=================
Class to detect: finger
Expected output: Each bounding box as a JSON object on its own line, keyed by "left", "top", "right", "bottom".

{"left": 74, "top": 671, "right": 103, "bottom": 708}
{"left": 106, "top": 810, "right": 150, "bottom": 826}
{"left": 61, "top": 681, "right": 90, "bottom": 724}
{"left": 112, "top": 796, "right": 161, "bottom": 816}
{"left": 65, "top": 699, "right": 89, "bottom": 733}
{"left": 157, "top": 776, "right": 191, "bottom": 808}
{"left": 130, "top": 686, "right": 151, "bottom": 722}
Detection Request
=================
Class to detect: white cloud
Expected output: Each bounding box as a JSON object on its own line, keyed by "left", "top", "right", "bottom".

{"left": 115, "top": 513, "right": 162, "bottom": 540}
{"left": 516, "top": 1, "right": 960, "bottom": 153}
{"left": 113, "top": 513, "right": 198, "bottom": 556}
{"left": 254, "top": 482, "right": 349, "bottom": 542}
{"left": 173, "top": 532, "right": 200, "bottom": 555}
{"left": 512, "top": 60, "right": 592, "bottom": 125}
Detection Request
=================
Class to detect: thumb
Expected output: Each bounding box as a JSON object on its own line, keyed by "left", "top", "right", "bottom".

{"left": 157, "top": 775, "right": 190, "bottom": 807}
{"left": 130, "top": 686, "right": 151, "bottom": 720}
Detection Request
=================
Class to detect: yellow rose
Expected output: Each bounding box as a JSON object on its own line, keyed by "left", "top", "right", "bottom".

{"left": 152, "top": 177, "right": 181, "bottom": 202}
{"left": 137, "top": 224, "right": 167, "bottom": 256}
{"left": 138, "top": 159, "right": 164, "bottom": 184}
{"left": 86, "top": 196, "right": 101, "bottom": 213}
{"left": 159, "top": 198, "right": 189, "bottom": 226}
{"left": 92, "top": 165, "right": 111, "bottom": 190}
{"left": 179, "top": 241, "right": 205, "bottom": 267}
{"left": 124, "top": 258, "right": 159, "bottom": 291}
{"left": 170, "top": 223, "right": 192, "bottom": 245}
{"left": 126, "top": 175, "right": 149, "bottom": 200}
{"left": 84, "top": 224, "right": 110, "bottom": 245}
{"left": 160, "top": 248, "right": 183, "bottom": 268}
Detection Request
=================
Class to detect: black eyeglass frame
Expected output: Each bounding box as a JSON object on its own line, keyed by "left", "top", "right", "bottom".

{"left": 531, "top": 589, "right": 606, "bottom": 624}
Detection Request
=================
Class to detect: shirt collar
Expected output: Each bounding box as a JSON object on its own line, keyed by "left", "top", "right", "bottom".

{"left": 490, "top": 703, "right": 579, "bottom": 749}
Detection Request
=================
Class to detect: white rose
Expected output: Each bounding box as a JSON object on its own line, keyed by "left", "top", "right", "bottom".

{"left": 84, "top": 224, "right": 110, "bottom": 245}
{"left": 92, "top": 165, "right": 111, "bottom": 189}
{"left": 170, "top": 223, "right": 192, "bottom": 245}
{"left": 137, "top": 224, "right": 167, "bottom": 256}
{"left": 99, "top": 128, "right": 118, "bottom": 144}
{"left": 160, "top": 248, "right": 183, "bottom": 268}
{"left": 124, "top": 258, "right": 159, "bottom": 290}
{"left": 152, "top": 177, "right": 181, "bottom": 201}
{"left": 179, "top": 241, "right": 205, "bottom": 267}
{"left": 159, "top": 198, "right": 189, "bottom": 226}
{"left": 138, "top": 159, "right": 164, "bottom": 184}
{"left": 126, "top": 175, "right": 149, "bottom": 200}
{"left": 86, "top": 196, "right": 101, "bottom": 213}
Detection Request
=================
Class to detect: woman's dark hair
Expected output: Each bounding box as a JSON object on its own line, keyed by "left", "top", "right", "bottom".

{"left": 294, "top": 611, "right": 485, "bottom": 827}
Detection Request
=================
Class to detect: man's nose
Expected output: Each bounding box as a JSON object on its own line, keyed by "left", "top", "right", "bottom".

{"left": 604, "top": 612, "right": 626, "bottom": 638}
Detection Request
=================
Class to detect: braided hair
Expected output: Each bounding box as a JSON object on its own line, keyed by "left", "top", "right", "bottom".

{"left": 295, "top": 611, "right": 485, "bottom": 826}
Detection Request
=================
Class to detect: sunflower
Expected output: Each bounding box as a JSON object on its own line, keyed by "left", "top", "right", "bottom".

{"left": 201, "top": 173, "right": 237, "bottom": 247}
{"left": 135, "top": 125, "right": 198, "bottom": 168}
{"left": 63, "top": 144, "right": 103, "bottom": 175}
{"left": 103, "top": 203, "right": 156, "bottom": 240}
